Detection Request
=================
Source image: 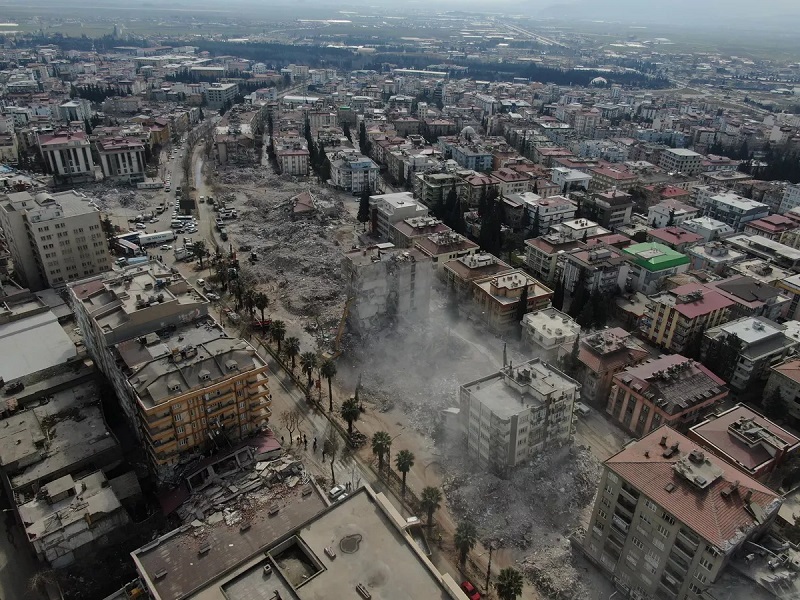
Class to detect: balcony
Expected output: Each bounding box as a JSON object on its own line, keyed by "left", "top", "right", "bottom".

{"left": 676, "top": 530, "right": 699, "bottom": 553}
{"left": 667, "top": 552, "right": 689, "bottom": 574}
{"left": 147, "top": 423, "right": 173, "bottom": 438}
{"left": 146, "top": 412, "right": 171, "bottom": 425}
{"left": 152, "top": 435, "right": 176, "bottom": 448}
{"left": 206, "top": 400, "right": 234, "bottom": 417}
{"left": 612, "top": 514, "right": 630, "bottom": 534}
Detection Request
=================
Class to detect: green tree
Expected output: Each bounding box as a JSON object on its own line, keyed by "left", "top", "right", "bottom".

{"left": 342, "top": 120, "right": 351, "bottom": 141}
{"left": 568, "top": 269, "right": 589, "bottom": 317}
{"left": 666, "top": 208, "right": 676, "bottom": 227}
{"left": 451, "top": 198, "right": 466, "bottom": 235}
{"left": 763, "top": 387, "right": 784, "bottom": 420}
{"left": 496, "top": 567, "right": 524, "bottom": 600}
{"left": 454, "top": 521, "right": 478, "bottom": 570}
{"left": 84, "top": 118, "right": 92, "bottom": 134}
{"left": 563, "top": 335, "right": 581, "bottom": 378}
{"left": 444, "top": 185, "right": 459, "bottom": 220}
{"left": 320, "top": 358, "right": 337, "bottom": 411}
{"left": 299, "top": 351, "right": 317, "bottom": 387}
{"left": 530, "top": 206, "right": 541, "bottom": 238}
{"left": 101, "top": 214, "right": 116, "bottom": 248}
{"left": 284, "top": 336, "right": 301, "bottom": 370}
{"left": 359, "top": 121, "right": 370, "bottom": 155}
{"left": 372, "top": 430, "right": 392, "bottom": 470}
{"left": 254, "top": 292, "right": 269, "bottom": 325}
{"left": 395, "top": 449, "right": 415, "bottom": 498}
{"left": 420, "top": 486, "right": 442, "bottom": 532}
{"left": 190, "top": 240, "right": 207, "bottom": 269}
{"left": 340, "top": 396, "right": 361, "bottom": 436}
{"left": 270, "top": 320, "right": 287, "bottom": 352}
{"left": 357, "top": 186, "right": 371, "bottom": 230}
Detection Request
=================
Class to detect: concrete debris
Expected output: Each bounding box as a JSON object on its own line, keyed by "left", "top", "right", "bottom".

{"left": 219, "top": 163, "right": 355, "bottom": 324}
{"left": 442, "top": 445, "right": 600, "bottom": 599}
{"left": 206, "top": 511, "right": 224, "bottom": 525}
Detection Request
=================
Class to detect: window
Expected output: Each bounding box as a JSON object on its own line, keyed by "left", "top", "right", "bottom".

{"left": 657, "top": 524, "right": 669, "bottom": 538}
{"left": 607, "top": 472, "right": 619, "bottom": 484}
{"left": 176, "top": 426, "right": 184, "bottom": 433}
{"left": 632, "top": 537, "right": 644, "bottom": 550}
{"left": 598, "top": 509, "right": 607, "bottom": 520}
{"left": 699, "top": 558, "right": 713, "bottom": 571}
{"left": 601, "top": 497, "right": 611, "bottom": 508}
{"left": 644, "top": 498, "right": 657, "bottom": 512}
{"left": 179, "top": 439, "right": 188, "bottom": 446}
{"left": 689, "top": 583, "right": 703, "bottom": 595}
{"left": 639, "top": 512, "right": 652, "bottom": 526}
{"left": 605, "top": 483, "right": 614, "bottom": 494}
{"left": 661, "top": 511, "right": 676, "bottom": 525}
{"left": 695, "top": 572, "right": 707, "bottom": 584}
{"left": 174, "top": 413, "right": 183, "bottom": 422}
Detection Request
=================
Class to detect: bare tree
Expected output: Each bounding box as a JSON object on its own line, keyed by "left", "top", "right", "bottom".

{"left": 323, "top": 424, "right": 340, "bottom": 484}
{"left": 279, "top": 409, "right": 303, "bottom": 445}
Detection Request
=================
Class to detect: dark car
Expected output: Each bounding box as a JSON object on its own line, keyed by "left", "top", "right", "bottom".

{"left": 461, "top": 581, "right": 480, "bottom": 600}
{"left": 5, "top": 381, "right": 24, "bottom": 395}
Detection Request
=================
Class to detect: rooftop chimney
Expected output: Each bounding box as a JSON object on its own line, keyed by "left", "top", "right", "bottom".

{"left": 659, "top": 435, "right": 667, "bottom": 447}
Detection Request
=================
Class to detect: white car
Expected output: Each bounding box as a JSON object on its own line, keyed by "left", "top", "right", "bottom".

{"left": 160, "top": 244, "right": 172, "bottom": 251}
{"left": 206, "top": 292, "right": 220, "bottom": 301}
{"left": 136, "top": 223, "right": 147, "bottom": 229}
{"left": 197, "top": 278, "right": 205, "bottom": 287}
{"left": 150, "top": 218, "right": 159, "bottom": 223}
{"left": 328, "top": 485, "right": 346, "bottom": 500}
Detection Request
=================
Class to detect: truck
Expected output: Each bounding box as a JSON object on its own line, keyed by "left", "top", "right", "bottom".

{"left": 138, "top": 230, "right": 176, "bottom": 246}
{"left": 116, "top": 256, "right": 149, "bottom": 267}
{"left": 174, "top": 247, "right": 190, "bottom": 261}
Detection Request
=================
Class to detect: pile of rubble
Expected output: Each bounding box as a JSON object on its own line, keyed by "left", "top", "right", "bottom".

{"left": 175, "top": 455, "right": 309, "bottom": 526}
{"left": 84, "top": 181, "right": 152, "bottom": 212}
{"left": 442, "top": 445, "right": 600, "bottom": 598}
{"left": 222, "top": 169, "right": 356, "bottom": 322}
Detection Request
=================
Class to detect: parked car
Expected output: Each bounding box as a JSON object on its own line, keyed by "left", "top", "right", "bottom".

{"left": 136, "top": 223, "right": 147, "bottom": 229}
{"left": 160, "top": 244, "right": 172, "bottom": 251}
{"left": 196, "top": 278, "right": 205, "bottom": 287}
{"left": 5, "top": 381, "right": 24, "bottom": 395}
{"left": 460, "top": 581, "right": 480, "bottom": 600}
{"left": 328, "top": 485, "right": 346, "bottom": 501}
{"left": 206, "top": 292, "right": 220, "bottom": 301}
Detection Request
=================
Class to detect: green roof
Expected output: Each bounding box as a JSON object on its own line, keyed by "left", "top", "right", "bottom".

{"left": 622, "top": 242, "right": 690, "bottom": 271}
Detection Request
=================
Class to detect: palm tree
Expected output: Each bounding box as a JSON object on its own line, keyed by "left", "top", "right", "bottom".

{"left": 270, "top": 320, "right": 286, "bottom": 352}
{"left": 243, "top": 288, "right": 256, "bottom": 318}
{"left": 340, "top": 397, "right": 361, "bottom": 435}
{"left": 371, "top": 431, "right": 392, "bottom": 471}
{"left": 320, "top": 358, "right": 337, "bottom": 411}
{"left": 495, "top": 568, "right": 524, "bottom": 600}
{"left": 299, "top": 351, "right": 317, "bottom": 387}
{"left": 420, "top": 486, "right": 442, "bottom": 532}
{"left": 190, "top": 240, "right": 207, "bottom": 269}
{"left": 395, "top": 449, "right": 415, "bottom": 498}
{"left": 284, "top": 336, "right": 300, "bottom": 370}
{"left": 254, "top": 292, "right": 269, "bottom": 325}
{"left": 454, "top": 521, "right": 478, "bottom": 570}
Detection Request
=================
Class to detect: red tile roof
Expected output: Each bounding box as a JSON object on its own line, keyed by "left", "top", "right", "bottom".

{"left": 666, "top": 283, "right": 736, "bottom": 318}
{"left": 648, "top": 227, "right": 703, "bottom": 246}
{"left": 606, "top": 426, "right": 780, "bottom": 548}
{"left": 772, "top": 358, "right": 800, "bottom": 384}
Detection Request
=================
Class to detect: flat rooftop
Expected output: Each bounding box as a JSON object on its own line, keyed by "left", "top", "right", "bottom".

{"left": 0, "top": 309, "right": 77, "bottom": 381}
{"left": 2, "top": 380, "right": 119, "bottom": 493}
{"left": 187, "top": 487, "right": 460, "bottom": 600}
{"left": 463, "top": 359, "right": 576, "bottom": 418}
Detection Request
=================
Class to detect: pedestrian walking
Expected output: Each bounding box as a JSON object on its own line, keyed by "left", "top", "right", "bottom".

{"left": 313, "top": 439, "right": 317, "bottom": 452}
{"left": 281, "top": 435, "right": 284, "bottom": 445}
{"left": 303, "top": 433, "right": 307, "bottom": 444}
{"left": 304, "top": 439, "right": 308, "bottom": 450}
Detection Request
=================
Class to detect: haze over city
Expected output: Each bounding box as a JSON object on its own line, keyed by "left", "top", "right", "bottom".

{"left": 1, "top": 2, "right": 800, "bottom": 600}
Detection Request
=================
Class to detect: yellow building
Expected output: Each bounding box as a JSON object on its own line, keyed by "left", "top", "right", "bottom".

{"left": 640, "top": 283, "right": 734, "bottom": 353}
{"left": 472, "top": 269, "right": 553, "bottom": 331}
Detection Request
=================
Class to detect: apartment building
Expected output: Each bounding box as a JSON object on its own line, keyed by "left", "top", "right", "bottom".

{"left": 563, "top": 245, "right": 625, "bottom": 296}
{"left": 413, "top": 171, "right": 466, "bottom": 209}
{"left": 623, "top": 242, "right": 690, "bottom": 295}
{"left": 725, "top": 234, "right": 800, "bottom": 271}
{"left": 205, "top": 83, "right": 239, "bottom": 109}
{"left": 276, "top": 145, "right": 310, "bottom": 176}
{"left": 550, "top": 218, "right": 610, "bottom": 242}
{"left": 390, "top": 216, "right": 450, "bottom": 248}
{"left": 343, "top": 246, "right": 432, "bottom": 334}
{"left": 524, "top": 234, "right": 589, "bottom": 284}
{"left": 414, "top": 230, "right": 479, "bottom": 264}
{"left": 648, "top": 199, "right": 699, "bottom": 229}
{"left": 646, "top": 227, "right": 703, "bottom": 253}
{"left": 702, "top": 193, "right": 769, "bottom": 232}
{"left": 689, "top": 404, "right": 800, "bottom": 480}
{"left": 743, "top": 214, "right": 799, "bottom": 241}
{"left": 686, "top": 242, "right": 746, "bottom": 274}
{"left": 460, "top": 359, "right": 579, "bottom": 475}
{"left": 777, "top": 274, "right": 800, "bottom": 321}
{"left": 679, "top": 216, "right": 734, "bottom": 242}
{"left": 607, "top": 355, "right": 729, "bottom": 436}
{"left": 705, "top": 275, "right": 789, "bottom": 321}
{"left": 0, "top": 190, "right": 111, "bottom": 290}
{"left": 551, "top": 167, "right": 591, "bottom": 192}
{"left": 472, "top": 270, "right": 553, "bottom": 331}
{"left": 512, "top": 193, "right": 575, "bottom": 231}
{"left": 442, "top": 252, "right": 512, "bottom": 297}
{"left": 583, "top": 427, "right": 780, "bottom": 600}
{"left": 96, "top": 136, "right": 147, "bottom": 183}
{"left": 560, "top": 327, "right": 650, "bottom": 406}
{"left": 765, "top": 358, "right": 800, "bottom": 425}
{"left": 369, "top": 192, "right": 429, "bottom": 241}
{"left": 330, "top": 152, "right": 380, "bottom": 194}
{"left": 521, "top": 307, "right": 580, "bottom": 362}
{"left": 658, "top": 147, "right": 703, "bottom": 175}
{"left": 492, "top": 167, "right": 530, "bottom": 197}
{"left": 779, "top": 183, "right": 800, "bottom": 214}
{"left": 640, "top": 283, "right": 734, "bottom": 353}
{"left": 69, "top": 262, "right": 271, "bottom": 476}
{"left": 39, "top": 130, "right": 96, "bottom": 184}
{"left": 703, "top": 316, "right": 799, "bottom": 392}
